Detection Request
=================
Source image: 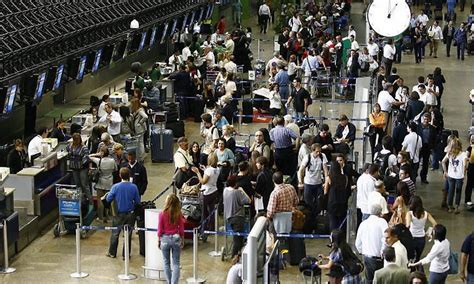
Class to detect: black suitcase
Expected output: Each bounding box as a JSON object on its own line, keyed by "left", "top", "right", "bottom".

{"left": 166, "top": 120, "right": 185, "bottom": 138}
{"left": 150, "top": 126, "right": 174, "bottom": 162}
{"left": 193, "top": 99, "right": 205, "bottom": 122}
{"left": 314, "top": 211, "right": 330, "bottom": 235}
{"left": 289, "top": 235, "right": 306, "bottom": 266}
{"left": 242, "top": 99, "right": 253, "bottom": 123}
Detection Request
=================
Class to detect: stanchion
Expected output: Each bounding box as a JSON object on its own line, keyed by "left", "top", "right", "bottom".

{"left": 0, "top": 219, "right": 16, "bottom": 274}
{"left": 70, "top": 223, "right": 87, "bottom": 278}
{"left": 186, "top": 228, "right": 206, "bottom": 284}
{"left": 118, "top": 225, "right": 137, "bottom": 280}
{"left": 208, "top": 205, "right": 221, "bottom": 257}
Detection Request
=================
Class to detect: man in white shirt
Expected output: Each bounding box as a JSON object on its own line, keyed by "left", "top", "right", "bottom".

{"left": 298, "top": 143, "right": 329, "bottom": 219}
{"left": 424, "top": 76, "right": 440, "bottom": 106}
{"left": 224, "top": 33, "right": 235, "bottom": 53}
{"left": 350, "top": 35, "right": 359, "bottom": 51}
{"left": 258, "top": 1, "right": 271, "bottom": 34}
{"left": 416, "top": 10, "right": 429, "bottom": 27}
{"left": 266, "top": 52, "right": 284, "bottom": 74}
{"left": 224, "top": 55, "right": 237, "bottom": 74}
{"left": 300, "top": 50, "right": 319, "bottom": 82}
{"left": 168, "top": 50, "right": 183, "bottom": 72}
{"left": 204, "top": 46, "right": 216, "bottom": 67}
{"left": 418, "top": 84, "right": 437, "bottom": 107}
{"left": 368, "top": 180, "right": 389, "bottom": 216}
{"left": 27, "top": 127, "right": 50, "bottom": 163}
{"left": 402, "top": 122, "right": 422, "bottom": 182}
{"left": 288, "top": 12, "right": 301, "bottom": 33}
{"left": 98, "top": 103, "right": 123, "bottom": 141}
{"left": 374, "top": 247, "right": 410, "bottom": 283}
{"left": 356, "top": 164, "right": 378, "bottom": 221}
{"left": 384, "top": 227, "right": 409, "bottom": 269}
{"left": 367, "top": 37, "right": 379, "bottom": 61}
{"left": 297, "top": 133, "right": 313, "bottom": 167}
{"left": 382, "top": 39, "right": 396, "bottom": 76}
{"left": 428, "top": 21, "right": 443, "bottom": 58}
{"left": 356, "top": 204, "right": 388, "bottom": 283}
{"left": 377, "top": 83, "right": 404, "bottom": 135}
{"left": 181, "top": 44, "right": 192, "bottom": 63}
{"left": 174, "top": 137, "right": 194, "bottom": 188}
{"left": 348, "top": 25, "right": 357, "bottom": 40}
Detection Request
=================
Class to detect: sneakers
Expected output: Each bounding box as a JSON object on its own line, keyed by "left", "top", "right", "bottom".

{"left": 106, "top": 253, "right": 116, "bottom": 258}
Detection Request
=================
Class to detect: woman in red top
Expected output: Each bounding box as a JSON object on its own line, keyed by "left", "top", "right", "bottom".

{"left": 158, "top": 194, "right": 184, "bottom": 284}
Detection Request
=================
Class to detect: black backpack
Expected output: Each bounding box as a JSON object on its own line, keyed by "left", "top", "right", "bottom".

{"left": 393, "top": 223, "right": 416, "bottom": 260}
{"left": 299, "top": 256, "right": 322, "bottom": 276}
{"left": 374, "top": 151, "right": 391, "bottom": 177}
{"left": 342, "top": 254, "right": 364, "bottom": 276}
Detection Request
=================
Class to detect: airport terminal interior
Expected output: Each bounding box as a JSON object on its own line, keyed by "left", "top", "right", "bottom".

{"left": 1, "top": 0, "right": 474, "bottom": 283}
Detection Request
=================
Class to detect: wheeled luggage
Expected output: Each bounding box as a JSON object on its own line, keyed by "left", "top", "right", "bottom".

{"left": 242, "top": 99, "right": 253, "bottom": 123}
{"left": 166, "top": 120, "right": 185, "bottom": 138}
{"left": 314, "top": 211, "right": 330, "bottom": 234}
{"left": 289, "top": 236, "right": 306, "bottom": 266}
{"left": 150, "top": 126, "right": 174, "bottom": 162}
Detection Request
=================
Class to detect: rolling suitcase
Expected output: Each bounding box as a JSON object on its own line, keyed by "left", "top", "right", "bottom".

{"left": 166, "top": 120, "right": 185, "bottom": 138}
{"left": 314, "top": 211, "right": 330, "bottom": 234}
{"left": 150, "top": 126, "right": 174, "bottom": 162}
{"left": 289, "top": 236, "right": 306, "bottom": 266}
{"left": 242, "top": 99, "right": 253, "bottom": 123}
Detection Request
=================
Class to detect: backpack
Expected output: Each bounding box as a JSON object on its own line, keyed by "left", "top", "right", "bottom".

{"left": 374, "top": 151, "right": 391, "bottom": 177}
{"left": 211, "top": 126, "right": 222, "bottom": 138}
{"left": 299, "top": 256, "right": 322, "bottom": 276}
{"left": 393, "top": 223, "right": 416, "bottom": 260}
{"left": 342, "top": 254, "right": 364, "bottom": 276}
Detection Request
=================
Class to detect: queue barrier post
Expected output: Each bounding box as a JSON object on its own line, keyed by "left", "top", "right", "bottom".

{"left": 118, "top": 225, "right": 137, "bottom": 280}
{"left": 0, "top": 219, "right": 16, "bottom": 274}
{"left": 186, "top": 227, "right": 206, "bottom": 284}
{"left": 208, "top": 204, "right": 221, "bottom": 257}
{"left": 70, "top": 223, "right": 87, "bottom": 278}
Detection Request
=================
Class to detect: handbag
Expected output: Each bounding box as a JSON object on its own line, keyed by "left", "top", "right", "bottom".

{"left": 307, "top": 57, "right": 318, "bottom": 78}
{"left": 181, "top": 177, "right": 201, "bottom": 195}
{"left": 448, "top": 250, "right": 459, "bottom": 274}
{"left": 89, "top": 158, "right": 102, "bottom": 183}
{"left": 292, "top": 208, "right": 306, "bottom": 231}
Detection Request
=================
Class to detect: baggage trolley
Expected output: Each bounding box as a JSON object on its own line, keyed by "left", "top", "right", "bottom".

{"left": 179, "top": 178, "right": 203, "bottom": 241}
{"left": 53, "top": 184, "right": 95, "bottom": 238}
{"left": 121, "top": 135, "right": 140, "bottom": 154}
{"left": 220, "top": 205, "right": 251, "bottom": 261}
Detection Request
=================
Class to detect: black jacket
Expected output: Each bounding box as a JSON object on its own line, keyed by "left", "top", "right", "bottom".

{"left": 50, "top": 127, "right": 68, "bottom": 142}
{"left": 417, "top": 124, "right": 437, "bottom": 149}
{"left": 7, "top": 148, "right": 26, "bottom": 174}
{"left": 406, "top": 99, "right": 425, "bottom": 122}
{"left": 334, "top": 122, "right": 356, "bottom": 145}
{"left": 128, "top": 161, "right": 148, "bottom": 195}
{"left": 393, "top": 122, "right": 408, "bottom": 152}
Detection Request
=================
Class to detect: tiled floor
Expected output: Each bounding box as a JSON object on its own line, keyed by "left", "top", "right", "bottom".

{"left": 2, "top": 2, "right": 474, "bottom": 283}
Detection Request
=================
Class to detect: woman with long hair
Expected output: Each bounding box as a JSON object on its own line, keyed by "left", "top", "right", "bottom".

{"left": 433, "top": 67, "right": 446, "bottom": 108}
{"left": 406, "top": 196, "right": 437, "bottom": 263}
{"left": 324, "top": 158, "right": 350, "bottom": 231}
{"left": 318, "top": 229, "right": 362, "bottom": 283}
{"left": 189, "top": 142, "right": 201, "bottom": 168}
{"left": 158, "top": 193, "right": 184, "bottom": 284}
{"left": 390, "top": 181, "right": 411, "bottom": 225}
{"left": 130, "top": 97, "right": 148, "bottom": 161}
{"left": 67, "top": 134, "right": 92, "bottom": 204}
{"left": 442, "top": 137, "right": 469, "bottom": 213}
{"left": 216, "top": 138, "right": 235, "bottom": 182}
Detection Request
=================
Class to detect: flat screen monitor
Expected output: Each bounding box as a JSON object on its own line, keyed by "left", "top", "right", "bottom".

{"left": 54, "top": 64, "right": 65, "bottom": 90}
{"left": 169, "top": 18, "right": 178, "bottom": 37}
{"left": 181, "top": 14, "right": 189, "bottom": 32}
{"left": 34, "top": 72, "right": 47, "bottom": 101}
{"left": 76, "top": 55, "right": 87, "bottom": 81}
{"left": 149, "top": 27, "right": 157, "bottom": 47}
{"left": 92, "top": 49, "right": 103, "bottom": 73}
{"left": 3, "top": 84, "right": 18, "bottom": 114}
{"left": 138, "top": 31, "right": 147, "bottom": 51}
{"left": 160, "top": 22, "right": 169, "bottom": 44}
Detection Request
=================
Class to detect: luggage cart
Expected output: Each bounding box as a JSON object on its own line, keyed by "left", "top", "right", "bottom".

{"left": 314, "top": 67, "right": 332, "bottom": 98}
{"left": 179, "top": 178, "right": 203, "bottom": 241}
{"left": 53, "top": 184, "right": 94, "bottom": 238}
{"left": 220, "top": 205, "right": 251, "bottom": 261}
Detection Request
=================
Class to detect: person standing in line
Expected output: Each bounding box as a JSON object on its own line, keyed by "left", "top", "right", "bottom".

{"left": 374, "top": 247, "right": 410, "bottom": 283}
{"left": 442, "top": 138, "right": 469, "bottom": 213}
{"left": 269, "top": 116, "right": 298, "bottom": 176}
{"left": 258, "top": 1, "right": 271, "bottom": 34}
{"left": 402, "top": 122, "right": 423, "bottom": 183}
{"left": 98, "top": 103, "right": 122, "bottom": 142}
{"left": 66, "top": 134, "right": 92, "bottom": 204}
{"left": 382, "top": 39, "right": 396, "bottom": 76}
{"left": 158, "top": 193, "right": 184, "bottom": 284}
{"left": 383, "top": 227, "right": 409, "bottom": 269}
{"left": 127, "top": 151, "right": 148, "bottom": 196}
{"left": 106, "top": 167, "right": 140, "bottom": 259}
{"left": 464, "top": 135, "right": 474, "bottom": 206}
{"left": 408, "top": 224, "right": 450, "bottom": 284}
{"left": 460, "top": 231, "right": 474, "bottom": 283}
{"left": 416, "top": 113, "right": 437, "bottom": 184}
{"left": 130, "top": 98, "right": 148, "bottom": 162}
{"left": 356, "top": 164, "right": 378, "bottom": 223}
{"left": 454, "top": 22, "right": 468, "bottom": 60}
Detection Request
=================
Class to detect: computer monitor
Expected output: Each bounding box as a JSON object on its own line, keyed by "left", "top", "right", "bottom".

{"left": 33, "top": 72, "right": 47, "bottom": 102}
{"left": 3, "top": 83, "right": 18, "bottom": 114}
{"left": 92, "top": 48, "right": 103, "bottom": 73}
{"left": 138, "top": 31, "right": 147, "bottom": 51}
{"left": 76, "top": 55, "right": 87, "bottom": 81}
{"left": 149, "top": 27, "right": 157, "bottom": 47}
{"left": 53, "top": 64, "right": 65, "bottom": 90}
{"left": 160, "top": 22, "right": 169, "bottom": 44}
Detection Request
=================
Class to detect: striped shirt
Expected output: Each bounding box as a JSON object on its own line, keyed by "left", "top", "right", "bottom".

{"left": 270, "top": 125, "right": 297, "bottom": 149}
{"left": 67, "top": 145, "right": 89, "bottom": 170}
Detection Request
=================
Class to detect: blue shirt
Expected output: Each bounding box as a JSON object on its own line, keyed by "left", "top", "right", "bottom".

{"left": 215, "top": 117, "right": 229, "bottom": 129}
{"left": 270, "top": 125, "right": 297, "bottom": 149}
{"left": 274, "top": 70, "right": 289, "bottom": 87}
{"left": 107, "top": 181, "right": 141, "bottom": 213}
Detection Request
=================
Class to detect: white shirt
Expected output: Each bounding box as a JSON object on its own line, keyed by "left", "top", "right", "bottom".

{"left": 356, "top": 173, "right": 376, "bottom": 214}
{"left": 417, "top": 14, "right": 429, "bottom": 26}
{"left": 202, "top": 126, "right": 220, "bottom": 155}
{"left": 288, "top": 62, "right": 297, "bottom": 76}
{"left": 348, "top": 29, "right": 356, "bottom": 40}
{"left": 269, "top": 90, "right": 282, "bottom": 109}
{"left": 419, "top": 91, "right": 437, "bottom": 106}
{"left": 367, "top": 42, "right": 379, "bottom": 57}
{"left": 226, "top": 263, "right": 243, "bottom": 284}
{"left": 205, "top": 51, "right": 216, "bottom": 67}
{"left": 402, "top": 132, "right": 422, "bottom": 163}
{"left": 383, "top": 44, "right": 396, "bottom": 60}
{"left": 446, "top": 152, "right": 468, "bottom": 179}
{"left": 258, "top": 4, "right": 271, "bottom": 15}
{"left": 28, "top": 135, "right": 44, "bottom": 162}
{"left": 201, "top": 167, "right": 220, "bottom": 196}
{"left": 174, "top": 147, "right": 193, "bottom": 169}
{"left": 224, "top": 61, "right": 237, "bottom": 74}
{"left": 289, "top": 16, "right": 301, "bottom": 33}
{"left": 98, "top": 110, "right": 122, "bottom": 136}
{"left": 384, "top": 240, "right": 409, "bottom": 269}
{"left": 368, "top": 191, "right": 389, "bottom": 215}
{"left": 300, "top": 153, "right": 328, "bottom": 185}
{"left": 301, "top": 55, "right": 318, "bottom": 76}
{"left": 224, "top": 81, "right": 237, "bottom": 97}
{"left": 408, "top": 211, "right": 428, "bottom": 237}
{"left": 420, "top": 239, "right": 450, "bottom": 273}
{"left": 429, "top": 25, "right": 443, "bottom": 40}
{"left": 181, "top": 46, "right": 191, "bottom": 62}
{"left": 168, "top": 54, "right": 183, "bottom": 72}
{"left": 356, "top": 215, "right": 388, "bottom": 257}
{"left": 225, "top": 39, "right": 235, "bottom": 53}
{"left": 98, "top": 101, "right": 107, "bottom": 118}
{"left": 298, "top": 143, "right": 311, "bottom": 167}
{"left": 266, "top": 57, "right": 283, "bottom": 72}
{"left": 351, "top": 40, "right": 360, "bottom": 51}
{"left": 377, "top": 90, "right": 396, "bottom": 112}
{"left": 395, "top": 88, "right": 408, "bottom": 111}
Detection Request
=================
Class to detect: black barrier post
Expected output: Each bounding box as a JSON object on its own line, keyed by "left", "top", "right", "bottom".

{"left": 0, "top": 219, "right": 16, "bottom": 274}
{"left": 118, "top": 225, "right": 137, "bottom": 280}
{"left": 70, "top": 223, "right": 88, "bottom": 278}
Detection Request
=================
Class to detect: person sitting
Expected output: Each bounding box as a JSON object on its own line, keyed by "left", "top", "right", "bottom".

{"left": 314, "top": 124, "right": 334, "bottom": 160}
{"left": 50, "top": 119, "right": 70, "bottom": 142}
{"left": 7, "top": 139, "right": 27, "bottom": 174}
{"left": 333, "top": 114, "right": 356, "bottom": 155}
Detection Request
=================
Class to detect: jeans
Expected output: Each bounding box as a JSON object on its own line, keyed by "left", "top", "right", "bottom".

{"left": 161, "top": 234, "right": 181, "bottom": 284}
{"left": 304, "top": 183, "right": 323, "bottom": 219}
{"left": 228, "top": 216, "right": 246, "bottom": 257}
{"left": 429, "top": 271, "right": 448, "bottom": 284}
{"left": 72, "top": 168, "right": 92, "bottom": 202}
{"left": 467, "top": 273, "right": 474, "bottom": 284}
{"left": 413, "top": 237, "right": 426, "bottom": 262}
{"left": 448, "top": 177, "right": 463, "bottom": 207}
{"left": 279, "top": 86, "right": 290, "bottom": 101}
{"left": 363, "top": 256, "right": 383, "bottom": 284}
{"left": 201, "top": 191, "right": 219, "bottom": 235}
{"left": 432, "top": 145, "right": 443, "bottom": 170}
{"left": 419, "top": 145, "right": 432, "bottom": 181}
{"left": 108, "top": 212, "right": 136, "bottom": 257}
{"left": 415, "top": 42, "right": 423, "bottom": 62}
{"left": 457, "top": 42, "right": 466, "bottom": 60}
{"left": 465, "top": 163, "right": 474, "bottom": 203}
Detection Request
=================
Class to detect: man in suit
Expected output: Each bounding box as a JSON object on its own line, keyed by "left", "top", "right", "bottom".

{"left": 443, "top": 20, "right": 456, "bottom": 57}
{"left": 127, "top": 151, "right": 148, "bottom": 196}
{"left": 416, "top": 112, "right": 437, "bottom": 184}
{"left": 374, "top": 247, "right": 410, "bottom": 284}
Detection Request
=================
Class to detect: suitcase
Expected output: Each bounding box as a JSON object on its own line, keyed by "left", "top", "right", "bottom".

{"left": 166, "top": 120, "right": 185, "bottom": 138}
{"left": 193, "top": 99, "right": 205, "bottom": 122}
{"left": 242, "top": 99, "right": 253, "bottom": 123}
{"left": 289, "top": 236, "right": 306, "bottom": 266}
{"left": 314, "top": 211, "right": 330, "bottom": 235}
{"left": 434, "top": 9, "right": 442, "bottom": 21}
{"left": 150, "top": 127, "right": 174, "bottom": 162}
